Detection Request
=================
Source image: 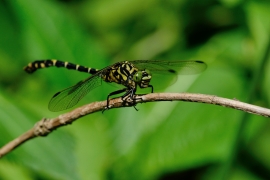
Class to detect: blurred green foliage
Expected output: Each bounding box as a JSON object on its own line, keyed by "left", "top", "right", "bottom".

{"left": 0, "top": 0, "right": 270, "bottom": 179}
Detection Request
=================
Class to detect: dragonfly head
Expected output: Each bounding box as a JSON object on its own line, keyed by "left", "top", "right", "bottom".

{"left": 133, "top": 69, "right": 152, "bottom": 88}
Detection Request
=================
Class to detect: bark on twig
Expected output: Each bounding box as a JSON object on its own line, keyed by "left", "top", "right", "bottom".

{"left": 0, "top": 93, "right": 269, "bottom": 158}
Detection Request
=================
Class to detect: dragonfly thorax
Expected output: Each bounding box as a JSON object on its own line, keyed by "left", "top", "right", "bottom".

{"left": 133, "top": 69, "right": 152, "bottom": 88}
{"left": 101, "top": 61, "right": 138, "bottom": 88}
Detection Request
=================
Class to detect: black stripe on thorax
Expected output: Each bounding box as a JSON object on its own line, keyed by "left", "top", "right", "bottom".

{"left": 120, "top": 62, "right": 137, "bottom": 76}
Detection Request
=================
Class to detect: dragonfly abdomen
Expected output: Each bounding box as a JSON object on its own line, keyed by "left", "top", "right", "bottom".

{"left": 24, "top": 59, "right": 99, "bottom": 74}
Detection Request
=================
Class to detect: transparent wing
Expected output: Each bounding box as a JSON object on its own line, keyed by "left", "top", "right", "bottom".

{"left": 48, "top": 74, "right": 102, "bottom": 112}
{"left": 130, "top": 60, "right": 207, "bottom": 75}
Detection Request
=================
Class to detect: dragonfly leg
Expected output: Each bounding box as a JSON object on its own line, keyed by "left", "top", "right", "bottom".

{"left": 102, "top": 87, "right": 138, "bottom": 113}
{"left": 133, "top": 105, "right": 139, "bottom": 111}
{"left": 105, "top": 88, "right": 127, "bottom": 109}
{"left": 148, "top": 85, "right": 153, "bottom": 93}
{"left": 130, "top": 85, "right": 153, "bottom": 106}
{"left": 123, "top": 88, "right": 139, "bottom": 111}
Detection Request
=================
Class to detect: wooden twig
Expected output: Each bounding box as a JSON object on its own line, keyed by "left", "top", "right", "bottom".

{"left": 0, "top": 93, "right": 269, "bottom": 158}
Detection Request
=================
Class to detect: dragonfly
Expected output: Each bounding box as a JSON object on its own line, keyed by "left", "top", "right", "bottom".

{"left": 24, "top": 59, "right": 207, "bottom": 111}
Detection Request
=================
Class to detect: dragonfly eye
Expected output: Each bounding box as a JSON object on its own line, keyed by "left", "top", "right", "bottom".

{"left": 133, "top": 71, "right": 143, "bottom": 83}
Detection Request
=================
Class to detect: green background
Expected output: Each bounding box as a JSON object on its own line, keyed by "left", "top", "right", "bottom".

{"left": 0, "top": 0, "right": 270, "bottom": 179}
